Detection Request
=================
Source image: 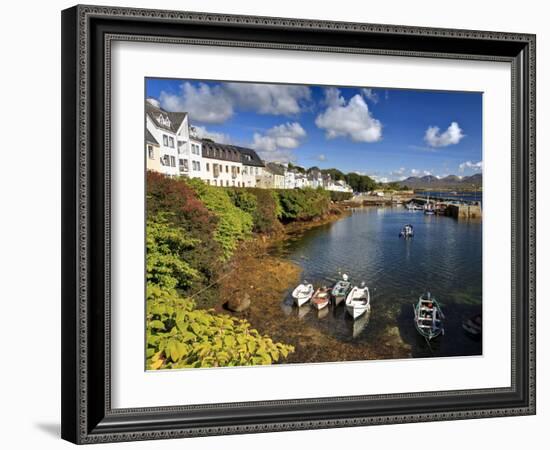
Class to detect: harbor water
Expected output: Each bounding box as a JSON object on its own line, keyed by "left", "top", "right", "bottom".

{"left": 274, "top": 206, "right": 483, "bottom": 359}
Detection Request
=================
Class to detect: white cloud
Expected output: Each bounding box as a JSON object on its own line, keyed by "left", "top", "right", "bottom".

{"left": 424, "top": 121, "right": 465, "bottom": 147}
{"left": 224, "top": 83, "right": 311, "bottom": 116}
{"left": 315, "top": 88, "right": 382, "bottom": 143}
{"left": 411, "top": 169, "right": 420, "bottom": 176}
{"left": 251, "top": 122, "right": 307, "bottom": 163}
{"left": 159, "top": 82, "right": 312, "bottom": 124}
{"left": 192, "top": 126, "right": 232, "bottom": 144}
{"left": 361, "top": 88, "right": 379, "bottom": 103}
{"left": 459, "top": 160, "right": 483, "bottom": 173}
{"left": 372, "top": 176, "right": 389, "bottom": 183}
{"left": 316, "top": 154, "right": 327, "bottom": 162}
{"left": 160, "top": 82, "right": 234, "bottom": 124}
{"left": 390, "top": 167, "right": 406, "bottom": 176}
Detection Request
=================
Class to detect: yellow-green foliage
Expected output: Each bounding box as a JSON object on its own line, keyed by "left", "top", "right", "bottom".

{"left": 276, "top": 188, "right": 332, "bottom": 222}
{"left": 187, "top": 178, "right": 253, "bottom": 259}
{"left": 146, "top": 293, "right": 294, "bottom": 369}
{"left": 146, "top": 214, "right": 200, "bottom": 291}
{"left": 227, "top": 187, "right": 283, "bottom": 234}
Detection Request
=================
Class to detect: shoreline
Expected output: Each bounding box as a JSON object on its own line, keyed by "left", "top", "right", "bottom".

{"left": 216, "top": 206, "right": 413, "bottom": 364}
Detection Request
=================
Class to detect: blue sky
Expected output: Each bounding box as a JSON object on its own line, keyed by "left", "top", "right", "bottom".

{"left": 146, "top": 78, "right": 482, "bottom": 182}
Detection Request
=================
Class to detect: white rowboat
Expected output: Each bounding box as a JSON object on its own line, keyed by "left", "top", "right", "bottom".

{"left": 345, "top": 285, "right": 371, "bottom": 320}
{"left": 292, "top": 283, "right": 314, "bottom": 307}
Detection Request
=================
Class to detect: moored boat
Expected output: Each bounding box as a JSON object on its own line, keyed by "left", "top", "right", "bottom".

{"left": 399, "top": 224, "right": 414, "bottom": 238}
{"left": 406, "top": 202, "right": 422, "bottom": 211}
{"left": 345, "top": 283, "right": 371, "bottom": 320}
{"left": 311, "top": 286, "right": 331, "bottom": 310}
{"left": 291, "top": 282, "right": 314, "bottom": 307}
{"left": 413, "top": 292, "right": 444, "bottom": 340}
{"left": 331, "top": 274, "right": 352, "bottom": 306}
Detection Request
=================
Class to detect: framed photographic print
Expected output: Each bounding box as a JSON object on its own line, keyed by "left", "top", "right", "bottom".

{"left": 61, "top": 5, "right": 536, "bottom": 444}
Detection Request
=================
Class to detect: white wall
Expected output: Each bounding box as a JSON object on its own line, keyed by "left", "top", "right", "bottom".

{"left": 0, "top": 0, "right": 546, "bottom": 449}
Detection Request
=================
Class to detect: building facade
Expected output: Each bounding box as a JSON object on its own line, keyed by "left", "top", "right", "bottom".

{"left": 201, "top": 140, "right": 244, "bottom": 187}
{"left": 145, "top": 101, "right": 354, "bottom": 193}
{"left": 238, "top": 147, "right": 265, "bottom": 188}
{"left": 145, "top": 129, "right": 162, "bottom": 173}
{"left": 265, "top": 163, "right": 286, "bottom": 189}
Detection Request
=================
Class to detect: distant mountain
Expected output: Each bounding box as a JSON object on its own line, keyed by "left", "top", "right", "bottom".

{"left": 395, "top": 173, "right": 482, "bottom": 190}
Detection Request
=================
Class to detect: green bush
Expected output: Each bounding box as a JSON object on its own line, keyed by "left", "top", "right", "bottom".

{"left": 146, "top": 172, "right": 224, "bottom": 304}
{"left": 187, "top": 179, "right": 253, "bottom": 260}
{"left": 145, "top": 207, "right": 294, "bottom": 370}
{"left": 227, "top": 189, "right": 258, "bottom": 216}
{"left": 146, "top": 214, "right": 200, "bottom": 291}
{"left": 276, "top": 188, "right": 331, "bottom": 222}
{"left": 329, "top": 191, "right": 353, "bottom": 202}
{"left": 228, "top": 187, "right": 283, "bottom": 234}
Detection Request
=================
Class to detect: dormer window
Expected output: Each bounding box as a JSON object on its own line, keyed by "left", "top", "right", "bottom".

{"left": 158, "top": 114, "right": 171, "bottom": 128}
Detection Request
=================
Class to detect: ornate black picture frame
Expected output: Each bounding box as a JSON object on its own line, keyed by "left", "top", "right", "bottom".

{"left": 61, "top": 4, "right": 536, "bottom": 444}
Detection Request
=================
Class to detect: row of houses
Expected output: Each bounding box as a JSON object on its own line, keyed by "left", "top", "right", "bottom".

{"left": 145, "top": 98, "right": 353, "bottom": 192}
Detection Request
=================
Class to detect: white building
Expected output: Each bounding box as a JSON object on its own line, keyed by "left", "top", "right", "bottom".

{"left": 307, "top": 169, "right": 323, "bottom": 189}
{"left": 326, "top": 180, "right": 353, "bottom": 193}
{"left": 238, "top": 147, "right": 265, "bottom": 188}
{"left": 294, "top": 173, "right": 308, "bottom": 189}
{"left": 201, "top": 140, "right": 244, "bottom": 187}
{"left": 145, "top": 99, "right": 355, "bottom": 193}
{"left": 145, "top": 98, "right": 204, "bottom": 179}
{"left": 284, "top": 169, "right": 296, "bottom": 189}
{"left": 265, "top": 163, "right": 286, "bottom": 189}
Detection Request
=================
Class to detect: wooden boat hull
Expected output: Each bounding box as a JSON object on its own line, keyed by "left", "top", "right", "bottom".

{"left": 294, "top": 296, "right": 310, "bottom": 307}
{"left": 292, "top": 284, "right": 314, "bottom": 307}
{"left": 345, "top": 286, "right": 371, "bottom": 320}
{"left": 413, "top": 295, "right": 444, "bottom": 340}
{"left": 311, "top": 288, "right": 331, "bottom": 310}
{"left": 345, "top": 303, "right": 370, "bottom": 319}
{"left": 331, "top": 281, "right": 351, "bottom": 306}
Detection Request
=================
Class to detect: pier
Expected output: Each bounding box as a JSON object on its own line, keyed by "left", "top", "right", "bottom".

{"left": 411, "top": 196, "right": 482, "bottom": 219}
{"left": 344, "top": 193, "right": 482, "bottom": 220}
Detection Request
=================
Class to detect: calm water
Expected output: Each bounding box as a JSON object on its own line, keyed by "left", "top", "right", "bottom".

{"left": 275, "top": 207, "right": 482, "bottom": 358}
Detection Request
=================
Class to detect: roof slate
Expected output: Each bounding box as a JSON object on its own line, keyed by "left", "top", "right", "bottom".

{"left": 145, "top": 129, "right": 159, "bottom": 145}
{"left": 145, "top": 100, "right": 187, "bottom": 133}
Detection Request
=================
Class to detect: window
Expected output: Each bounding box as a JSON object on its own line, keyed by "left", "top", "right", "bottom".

{"left": 226, "top": 165, "right": 229, "bottom": 173}
{"left": 226, "top": 180, "right": 229, "bottom": 186}
{"left": 206, "top": 163, "right": 210, "bottom": 171}
{"left": 232, "top": 180, "right": 235, "bottom": 186}
{"left": 163, "top": 135, "right": 168, "bottom": 146}
{"left": 170, "top": 156, "right": 176, "bottom": 167}
{"left": 147, "top": 145, "right": 154, "bottom": 159}
{"left": 206, "top": 180, "right": 210, "bottom": 185}
{"left": 213, "top": 180, "right": 217, "bottom": 186}
{"left": 196, "top": 162, "right": 201, "bottom": 171}
{"left": 237, "top": 167, "right": 240, "bottom": 174}
{"left": 169, "top": 137, "right": 175, "bottom": 148}
{"left": 243, "top": 167, "right": 248, "bottom": 175}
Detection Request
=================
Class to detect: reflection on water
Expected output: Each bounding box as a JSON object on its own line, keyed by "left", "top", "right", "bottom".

{"left": 274, "top": 207, "right": 482, "bottom": 358}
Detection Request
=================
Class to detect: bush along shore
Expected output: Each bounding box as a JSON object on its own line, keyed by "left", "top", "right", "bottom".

{"left": 145, "top": 171, "right": 348, "bottom": 370}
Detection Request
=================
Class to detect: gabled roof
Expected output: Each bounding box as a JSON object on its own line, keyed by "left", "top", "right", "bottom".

{"left": 201, "top": 140, "right": 242, "bottom": 163}
{"left": 145, "top": 129, "right": 159, "bottom": 145}
{"left": 265, "top": 162, "right": 285, "bottom": 176}
{"left": 235, "top": 146, "right": 265, "bottom": 167}
{"left": 145, "top": 100, "right": 188, "bottom": 134}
